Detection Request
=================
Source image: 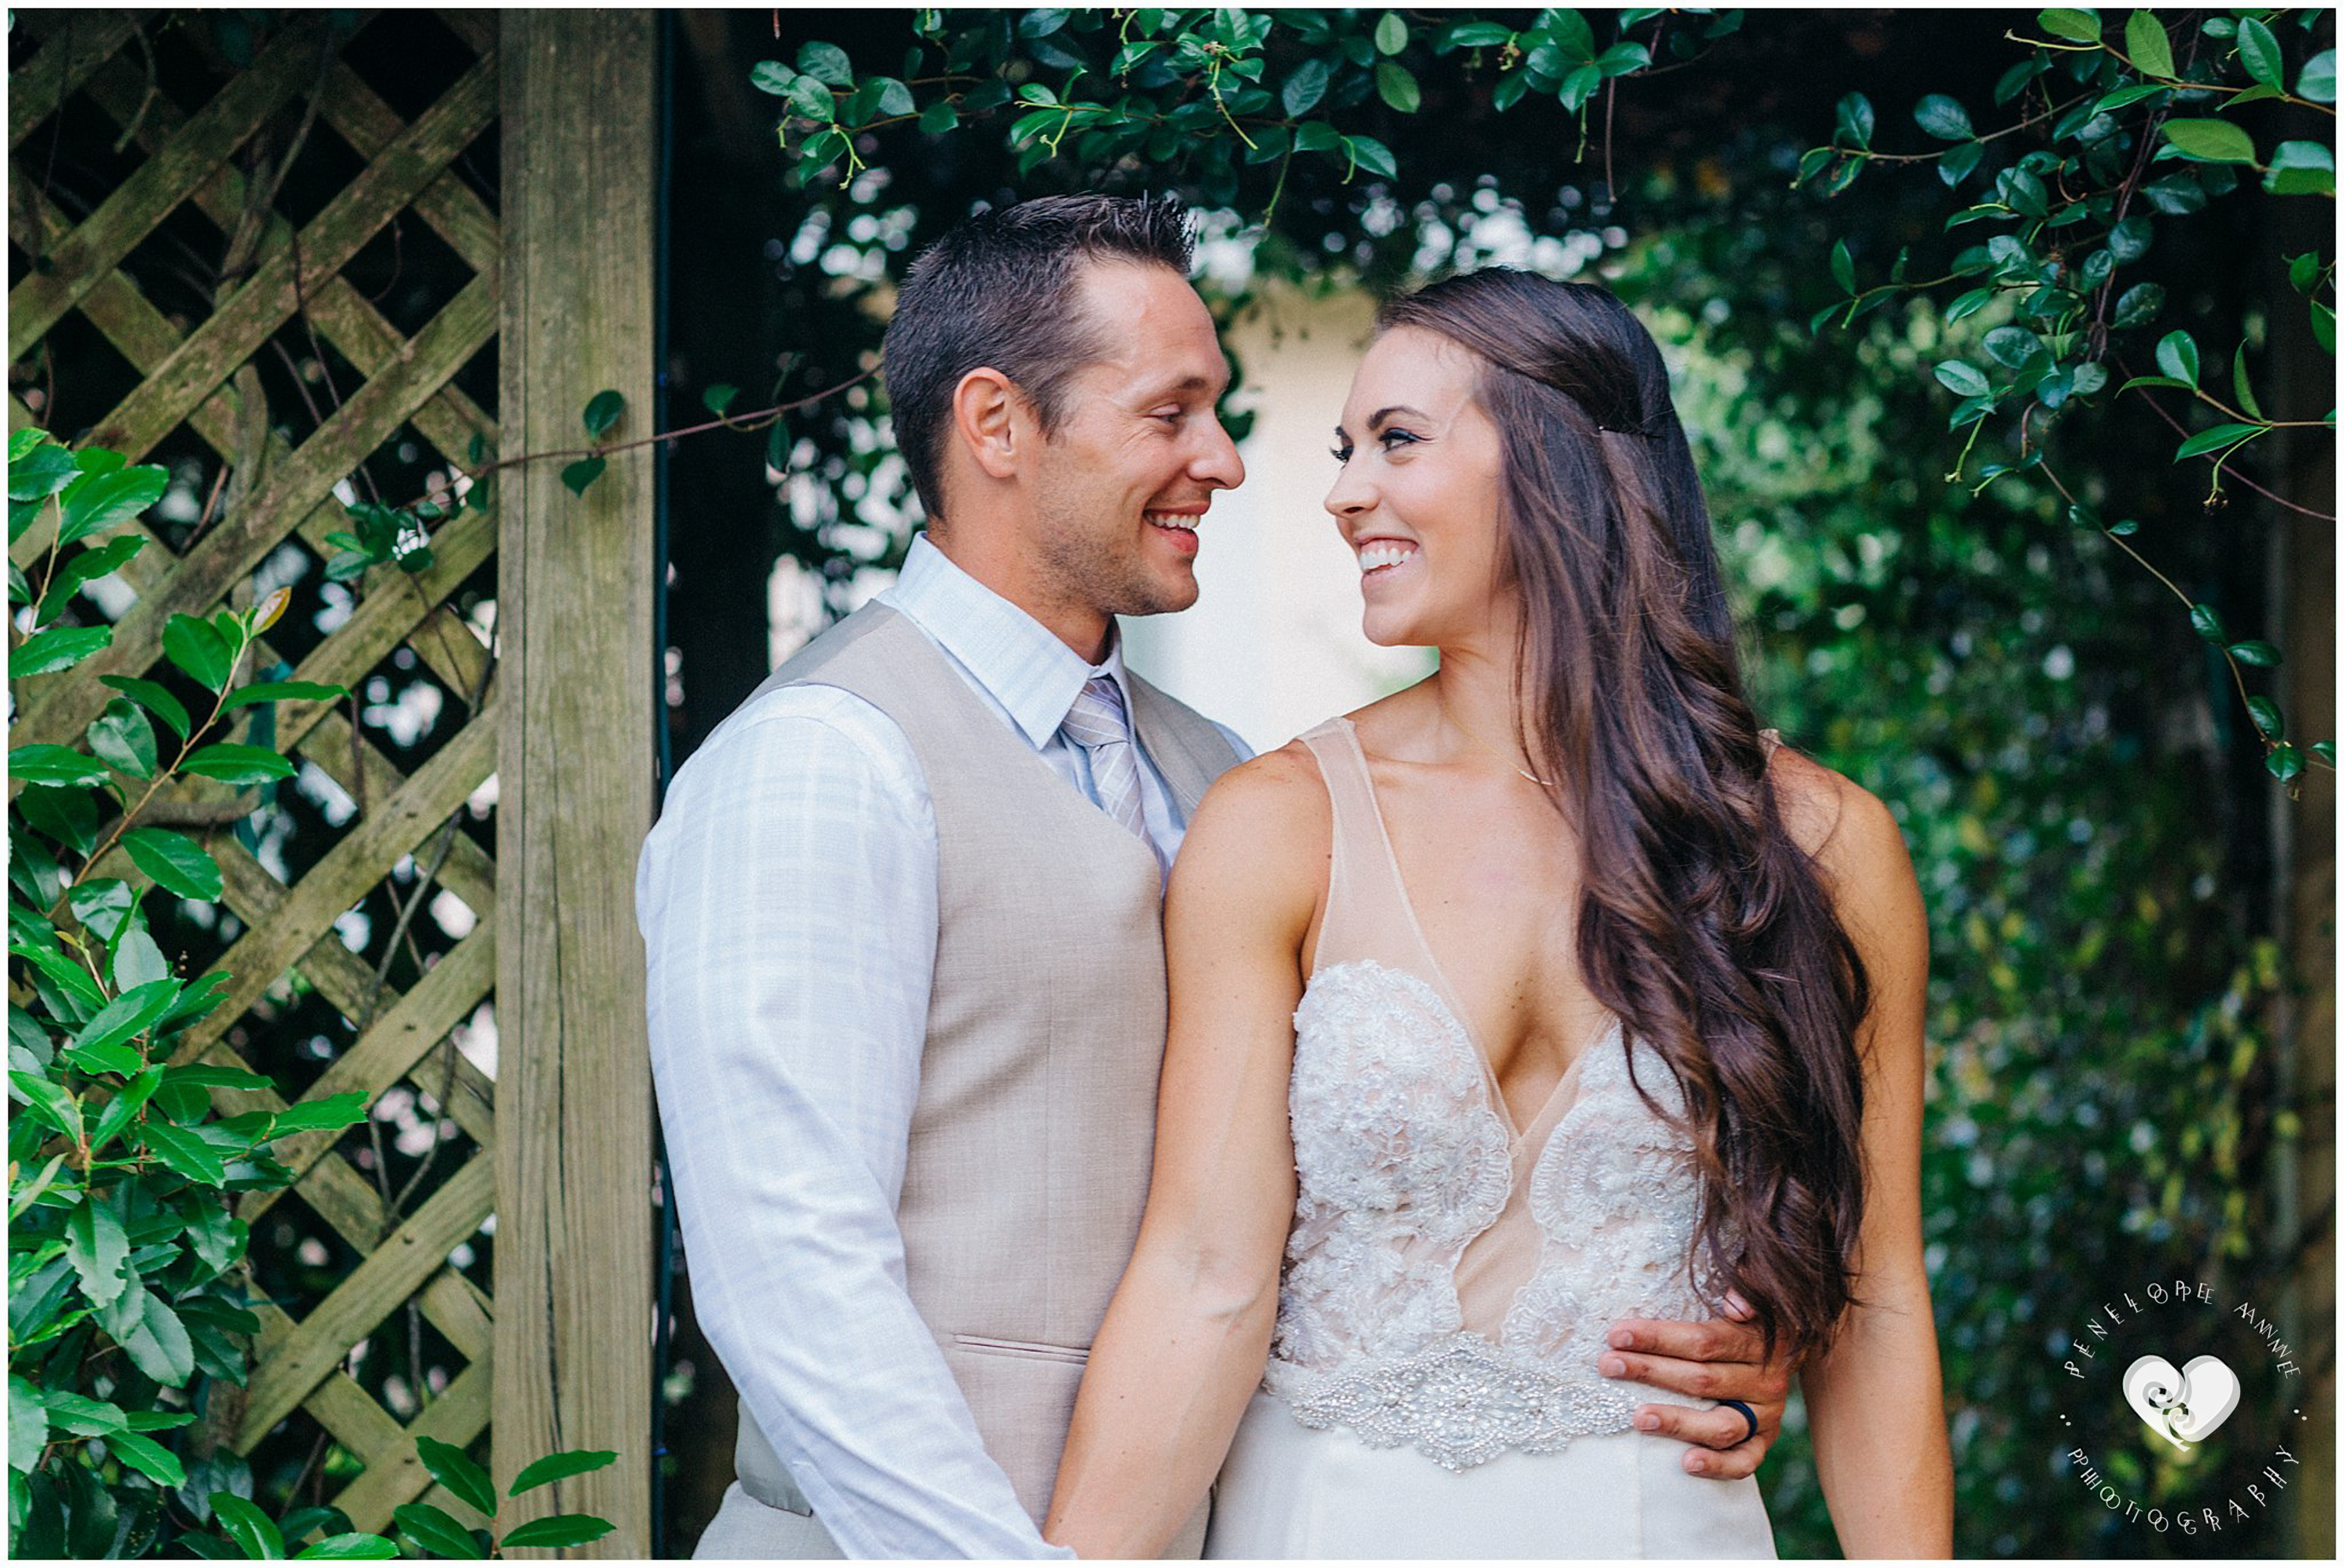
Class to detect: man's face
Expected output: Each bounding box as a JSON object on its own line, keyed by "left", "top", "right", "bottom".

{"left": 1021, "top": 260, "right": 1246, "bottom": 621}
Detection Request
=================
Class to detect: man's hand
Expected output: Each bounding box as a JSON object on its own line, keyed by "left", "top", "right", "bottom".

{"left": 1599, "top": 1291, "right": 1793, "bottom": 1480}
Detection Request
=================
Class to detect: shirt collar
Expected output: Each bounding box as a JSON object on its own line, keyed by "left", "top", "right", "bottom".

{"left": 885, "top": 534, "right": 1134, "bottom": 749}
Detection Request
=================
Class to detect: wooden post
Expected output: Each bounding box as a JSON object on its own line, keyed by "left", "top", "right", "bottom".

{"left": 496, "top": 12, "right": 657, "bottom": 1556}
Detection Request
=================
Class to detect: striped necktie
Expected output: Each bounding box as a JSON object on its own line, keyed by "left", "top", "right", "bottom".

{"left": 1060, "top": 675, "right": 1159, "bottom": 870}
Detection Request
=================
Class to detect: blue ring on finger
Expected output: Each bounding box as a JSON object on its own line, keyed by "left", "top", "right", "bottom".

{"left": 1719, "top": 1397, "right": 1760, "bottom": 1445}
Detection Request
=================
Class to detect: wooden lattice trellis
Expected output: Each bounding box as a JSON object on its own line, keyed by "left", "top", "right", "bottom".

{"left": 9, "top": 11, "right": 653, "bottom": 1552}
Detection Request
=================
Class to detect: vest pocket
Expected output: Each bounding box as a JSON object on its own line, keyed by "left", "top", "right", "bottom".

{"left": 949, "top": 1332, "right": 1090, "bottom": 1366}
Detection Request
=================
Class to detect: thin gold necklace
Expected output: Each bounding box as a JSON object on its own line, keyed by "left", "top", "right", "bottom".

{"left": 1436, "top": 688, "right": 1557, "bottom": 787}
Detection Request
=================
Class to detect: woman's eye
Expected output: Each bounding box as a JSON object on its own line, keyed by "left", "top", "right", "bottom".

{"left": 1329, "top": 445, "right": 1354, "bottom": 463}
{"left": 1378, "top": 427, "right": 1421, "bottom": 450}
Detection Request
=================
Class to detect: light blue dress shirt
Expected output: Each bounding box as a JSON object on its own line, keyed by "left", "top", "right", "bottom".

{"left": 638, "top": 536, "right": 1247, "bottom": 1557}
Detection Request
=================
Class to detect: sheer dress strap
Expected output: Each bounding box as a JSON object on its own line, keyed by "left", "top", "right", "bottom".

{"left": 1294, "top": 720, "right": 1418, "bottom": 980}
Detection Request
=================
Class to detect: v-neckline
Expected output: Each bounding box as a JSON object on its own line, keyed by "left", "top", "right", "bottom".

{"left": 1331, "top": 717, "right": 1614, "bottom": 1143}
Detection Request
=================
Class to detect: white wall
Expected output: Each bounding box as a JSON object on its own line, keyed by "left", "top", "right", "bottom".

{"left": 1120, "top": 284, "right": 1431, "bottom": 755}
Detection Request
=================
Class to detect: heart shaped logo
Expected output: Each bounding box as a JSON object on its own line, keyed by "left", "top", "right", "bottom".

{"left": 2123, "top": 1354, "right": 2241, "bottom": 1451}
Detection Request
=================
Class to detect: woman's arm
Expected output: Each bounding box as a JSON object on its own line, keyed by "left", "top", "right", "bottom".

{"left": 1790, "top": 765, "right": 1956, "bottom": 1558}
{"left": 1043, "top": 749, "right": 1328, "bottom": 1559}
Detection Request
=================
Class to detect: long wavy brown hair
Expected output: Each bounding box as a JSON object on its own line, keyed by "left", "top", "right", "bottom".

{"left": 1379, "top": 270, "right": 1871, "bottom": 1359}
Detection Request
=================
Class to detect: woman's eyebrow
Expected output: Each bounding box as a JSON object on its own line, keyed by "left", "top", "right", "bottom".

{"left": 1334, "top": 405, "right": 1432, "bottom": 441}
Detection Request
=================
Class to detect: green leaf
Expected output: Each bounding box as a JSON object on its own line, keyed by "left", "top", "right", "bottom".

{"left": 123, "top": 828, "right": 225, "bottom": 903}
{"left": 1374, "top": 10, "right": 1406, "bottom": 55}
{"left": 138, "top": 1119, "right": 230, "bottom": 1186}
{"left": 66, "top": 1198, "right": 131, "bottom": 1305}
{"left": 508, "top": 1448, "right": 619, "bottom": 1498}
{"left": 55, "top": 465, "right": 168, "bottom": 546}
{"left": 868, "top": 75, "right": 914, "bottom": 116}
{"left": 102, "top": 675, "right": 193, "bottom": 741}
{"left": 2162, "top": 118, "right": 2256, "bottom": 165}
{"left": 2229, "top": 640, "right": 2282, "bottom": 667}
{"left": 1830, "top": 238, "right": 1855, "bottom": 294}
{"left": 561, "top": 457, "right": 606, "bottom": 497}
{"left": 10, "top": 441, "right": 80, "bottom": 502}
{"left": 413, "top": 1436, "right": 498, "bottom": 1519}
{"left": 2267, "top": 743, "right": 2304, "bottom": 781}
{"left": 1835, "top": 91, "right": 1874, "bottom": 148}
{"left": 2264, "top": 140, "right": 2335, "bottom": 196}
{"left": 295, "top": 1535, "right": 399, "bottom": 1559}
{"left": 498, "top": 1515, "right": 617, "bottom": 1551}
{"left": 1345, "top": 134, "right": 1398, "bottom": 180}
{"left": 917, "top": 100, "right": 959, "bottom": 133}
{"left": 2037, "top": 9, "right": 2101, "bottom": 44}
{"left": 163, "top": 613, "right": 235, "bottom": 691}
{"left": 784, "top": 75, "right": 835, "bottom": 123}
{"left": 2189, "top": 604, "right": 2228, "bottom": 644}
{"left": 34, "top": 533, "right": 145, "bottom": 622}
{"left": 119, "top": 1289, "right": 196, "bottom": 1384}
{"left": 165, "top": 1063, "right": 277, "bottom": 1091}
{"left": 37, "top": 1390, "right": 127, "bottom": 1436}
{"left": 2154, "top": 330, "right": 2199, "bottom": 387}
{"left": 9, "top": 1376, "right": 46, "bottom": 1472}
{"left": 2106, "top": 215, "right": 2152, "bottom": 263}
{"left": 1374, "top": 60, "right": 1420, "bottom": 113}
{"left": 1933, "top": 360, "right": 1992, "bottom": 398}
{"left": 213, "top": 1493, "right": 287, "bottom": 1559}
{"left": 2235, "top": 16, "right": 2281, "bottom": 88}
{"left": 1983, "top": 326, "right": 2043, "bottom": 370}
{"left": 88, "top": 1066, "right": 164, "bottom": 1155}
{"left": 2246, "top": 696, "right": 2285, "bottom": 739}
{"left": 1295, "top": 119, "right": 1342, "bottom": 152}
{"left": 1913, "top": 94, "right": 1972, "bottom": 141}
{"left": 1945, "top": 287, "right": 1996, "bottom": 325}
{"left": 2174, "top": 422, "right": 2262, "bottom": 459}
{"left": 70, "top": 877, "right": 135, "bottom": 944}
{"left": 180, "top": 744, "right": 295, "bottom": 787}
{"left": 2232, "top": 345, "right": 2264, "bottom": 420}
{"left": 2314, "top": 300, "right": 2336, "bottom": 355}
{"left": 222, "top": 680, "right": 347, "bottom": 711}
{"left": 266, "top": 1091, "right": 370, "bottom": 1137}
{"left": 2096, "top": 81, "right": 2167, "bottom": 114}
{"left": 67, "top": 977, "right": 180, "bottom": 1063}
{"left": 795, "top": 39, "right": 853, "bottom": 86}
{"left": 394, "top": 1502, "right": 486, "bottom": 1559}
{"left": 2300, "top": 49, "right": 2336, "bottom": 105}
{"left": 88, "top": 700, "right": 158, "bottom": 780}
{"left": 109, "top": 1429, "right": 188, "bottom": 1488}
{"left": 2111, "top": 281, "right": 2164, "bottom": 327}
{"left": 8, "top": 744, "right": 109, "bottom": 786}
{"left": 2313, "top": 741, "right": 2336, "bottom": 766}
{"left": 10, "top": 1150, "right": 70, "bottom": 1219}
{"left": 114, "top": 918, "right": 171, "bottom": 989}
{"left": 1441, "top": 20, "right": 1515, "bottom": 48}
{"left": 2124, "top": 9, "right": 2174, "bottom": 78}
{"left": 701, "top": 384, "right": 741, "bottom": 419}
{"left": 9, "top": 624, "right": 111, "bottom": 678}
{"left": 748, "top": 60, "right": 796, "bottom": 95}
{"left": 581, "top": 390, "right": 625, "bottom": 441}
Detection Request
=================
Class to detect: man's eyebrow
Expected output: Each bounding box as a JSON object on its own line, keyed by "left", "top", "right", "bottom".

{"left": 1143, "top": 371, "right": 1231, "bottom": 398}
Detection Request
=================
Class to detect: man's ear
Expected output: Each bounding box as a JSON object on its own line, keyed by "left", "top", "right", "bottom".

{"left": 951, "top": 367, "right": 1027, "bottom": 482}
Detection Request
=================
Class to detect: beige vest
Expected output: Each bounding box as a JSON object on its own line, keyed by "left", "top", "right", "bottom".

{"left": 727, "top": 602, "right": 1238, "bottom": 1555}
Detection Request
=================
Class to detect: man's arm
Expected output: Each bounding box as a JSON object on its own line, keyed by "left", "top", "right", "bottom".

{"left": 640, "top": 688, "right": 1069, "bottom": 1559}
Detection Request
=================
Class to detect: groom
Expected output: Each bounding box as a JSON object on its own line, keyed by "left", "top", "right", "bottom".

{"left": 639, "top": 195, "right": 1790, "bottom": 1560}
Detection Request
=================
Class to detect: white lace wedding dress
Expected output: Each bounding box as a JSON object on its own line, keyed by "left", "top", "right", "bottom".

{"left": 1202, "top": 719, "right": 1777, "bottom": 1559}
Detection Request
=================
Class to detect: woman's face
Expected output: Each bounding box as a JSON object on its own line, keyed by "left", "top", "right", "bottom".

{"left": 1325, "top": 327, "right": 1513, "bottom": 649}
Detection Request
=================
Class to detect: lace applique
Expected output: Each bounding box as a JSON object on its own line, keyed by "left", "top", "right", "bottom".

{"left": 1268, "top": 960, "right": 1711, "bottom": 1469}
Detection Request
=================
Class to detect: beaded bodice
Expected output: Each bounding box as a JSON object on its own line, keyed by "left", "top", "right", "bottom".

{"left": 1263, "top": 720, "right": 1715, "bottom": 1472}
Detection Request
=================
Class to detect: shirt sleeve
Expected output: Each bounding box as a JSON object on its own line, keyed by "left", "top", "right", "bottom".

{"left": 638, "top": 685, "right": 1072, "bottom": 1559}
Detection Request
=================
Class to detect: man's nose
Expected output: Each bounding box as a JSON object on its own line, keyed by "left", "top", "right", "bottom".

{"left": 1192, "top": 415, "right": 1245, "bottom": 491}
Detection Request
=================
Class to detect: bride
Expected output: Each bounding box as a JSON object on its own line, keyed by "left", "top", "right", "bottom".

{"left": 1041, "top": 270, "right": 1953, "bottom": 1558}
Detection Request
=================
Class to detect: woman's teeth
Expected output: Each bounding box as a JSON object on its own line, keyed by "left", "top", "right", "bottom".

{"left": 1356, "top": 542, "right": 1415, "bottom": 573}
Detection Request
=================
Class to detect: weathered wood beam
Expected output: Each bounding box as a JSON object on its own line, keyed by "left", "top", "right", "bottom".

{"left": 495, "top": 10, "right": 656, "bottom": 1556}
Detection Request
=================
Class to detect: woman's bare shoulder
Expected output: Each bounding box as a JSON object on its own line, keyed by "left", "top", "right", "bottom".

{"left": 1170, "top": 740, "right": 1331, "bottom": 929}
{"left": 1765, "top": 741, "right": 1924, "bottom": 953}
